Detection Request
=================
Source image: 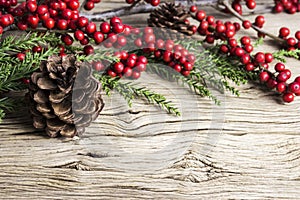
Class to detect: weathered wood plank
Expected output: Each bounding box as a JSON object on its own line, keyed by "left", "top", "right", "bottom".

{"left": 1, "top": 1, "right": 300, "bottom": 199}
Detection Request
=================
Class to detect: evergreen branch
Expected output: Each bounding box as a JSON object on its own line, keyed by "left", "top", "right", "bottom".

{"left": 0, "top": 32, "right": 60, "bottom": 55}
{"left": 0, "top": 97, "right": 23, "bottom": 122}
{"left": 273, "top": 49, "right": 300, "bottom": 62}
{"left": 253, "top": 37, "right": 264, "bottom": 48}
{"left": 0, "top": 47, "right": 58, "bottom": 92}
{"left": 77, "top": 49, "right": 120, "bottom": 63}
{"left": 95, "top": 74, "right": 181, "bottom": 116}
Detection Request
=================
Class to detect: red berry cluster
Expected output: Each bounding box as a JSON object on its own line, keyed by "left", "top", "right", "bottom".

{"left": 83, "top": 0, "right": 101, "bottom": 11}
{"left": 133, "top": 27, "right": 195, "bottom": 76}
{"left": 278, "top": 27, "right": 300, "bottom": 50}
{"left": 125, "top": 0, "right": 160, "bottom": 7}
{"left": 106, "top": 53, "right": 148, "bottom": 79}
{"left": 230, "top": 0, "right": 257, "bottom": 15}
{"left": 259, "top": 62, "right": 300, "bottom": 103}
{"left": 189, "top": 5, "right": 300, "bottom": 103}
{"left": 273, "top": 0, "right": 300, "bottom": 14}
{"left": 191, "top": 8, "right": 242, "bottom": 44}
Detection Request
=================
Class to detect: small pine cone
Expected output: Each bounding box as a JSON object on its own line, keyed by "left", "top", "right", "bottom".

{"left": 28, "top": 55, "right": 104, "bottom": 137}
{"left": 148, "top": 3, "right": 193, "bottom": 40}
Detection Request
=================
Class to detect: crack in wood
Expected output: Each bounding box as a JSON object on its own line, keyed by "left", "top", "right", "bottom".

{"left": 47, "top": 161, "right": 91, "bottom": 171}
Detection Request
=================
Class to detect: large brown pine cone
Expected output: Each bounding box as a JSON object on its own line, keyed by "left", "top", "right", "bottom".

{"left": 148, "top": 2, "right": 193, "bottom": 40}
{"left": 28, "top": 55, "right": 104, "bottom": 137}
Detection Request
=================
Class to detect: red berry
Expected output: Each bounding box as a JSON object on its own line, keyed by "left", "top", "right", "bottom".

{"left": 264, "top": 53, "right": 273, "bottom": 63}
{"left": 135, "top": 62, "right": 147, "bottom": 72}
{"left": 37, "top": 5, "right": 48, "bottom": 15}
{"left": 16, "top": 53, "right": 25, "bottom": 61}
{"left": 163, "top": 51, "right": 172, "bottom": 62}
{"left": 43, "top": 18, "right": 55, "bottom": 29}
{"left": 83, "top": 45, "right": 94, "bottom": 55}
{"left": 93, "top": 61, "right": 105, "bottom": 71}
{"left": 295, "top": 31, "right": 300, "bottom": 40}
{"left": 125, "top": 57, "right": 136, "bottom": 68}
{"left": 228, "top": 38, "right": 238, "bottom": 47}
{"left": 110, "top": 17, "right": 122, "bottom": 24}
{"left": 289, "top": 82, "right": 300, "bottom": 93}
{"left": 273, "top": 3, "right": 284, "bottom": 13}
{"left": 113, "top": 62, "right": 124, "bottom": 74}
{"left": 85, "top": 22, "right": 97, "bottom": 34}
{"left": 131, "top": 70, "right": 141, "bottom": 79}
{"left": 68, "top": 0, "right": 80, "bottom": 10}
{"left": 277, "top": 70, "right": 290, "bottom": 82}
{"left": 117, "top": 35, "right": 127, "bottom": 46}
{"left": 150, "top": 0, "right": 160, "bottom": 6}
{"left": 245, "top": 63, "right": 255, "bottom": 71}
{"left": 195, "top": 10, "right": 206, "bottom": 21}
{"left": 107, "top": 69, "right": 117, "bottom": 77}
{"left": 181, "top": 70, "right": 190, "bottom": 76}
{"left": 235, "top": 47, "right": 244, "bottom": 57}
{"left": 137, "top": 56, "right": 148, "bottom": 64}
{"left": 123, "top": 67, "right": 133, "bottom": 77}
{"left": 282, "top": 92, "right": 294, "bottom": 103}
{"left": 32, "top": 46, "right": 43, "bottom": 53}
{"left": 232, "top": 2, "right": 242, "bottom": 14}
{"left": 74, "top": 30, "right": 85, "bottom": 41}
{"left": 241, "top": 53, "right": 251, "bottom": 64}
{"left": 57, "top": 19, "right": 68, "bottom": 30}
{"left": 295, "top": 76, "right": 300, "bottom": 83}
{"left": 93, "top": 31, "right": 104, "bottom": 43}
{"left": 77, "top": 16, "right": 88, "bottom": 28}
{"left": 190, "top": 5, "right": 197, "bottom": 13}
{"left": 267, "top": 78, "right": 278, "bottom": 89}
{"left": 17, "top": 21, "right": 27, "bottom": 30}
{"left": 240, "top": 36, "right": 251, "bottom": 45}
{"left": 244, "top": 44, "right": 253, "bottom": 53}
{"left": 126, "top": 0, "right": 135, "bottom": 4}
{"left": 277, "top": 82, "right": 286, "bottom": 93}
{"left": 216, "top": 24, "right": 226, "bottom": 33}
{"left": 107, "top": 33, "right": 118, "bottom": 43}
{"left": 275, "top": 62, "right": 285, "bottom": 72}
{"left": 61, "top": 34, "right": 73, "bottom": 46}
{"left": 242, "top": 20, "right": 251, "bottom": 29}
{"left": 100, "top": 22, "right": 110, "bottom": 33}
{"left": 27, "top": 15, "right": 39, "bottom": 28}
{"left": 286, "top": 37, "right": 297, "bottom": 47}
{"left": 62, "top": 8, "right": 72, "bottom": 20}
{"left": 259, "top": 71, "right": 270, "bottom": 82}
{"left": 279, "top": 27, "right": 290, "bottom": 38}
{"left": 84, "top": 1, "right": 94, "bottom": 10}
{"left": 26, "top": 1, "right": 37, "bottom": 12}
{"left": 134, "top": 38, "right": 143, "bottom": 47}
{"left": 254, "top": 52, "right": 265, "bottom": 63}
{"left": 112, "top": 22, "right": 124, "bottom": 33}
{"left": 220, "top": 44, "right": 229, "bottom": 53}
{"left": 143, "top": 33, "right": 155, "bottom": 44}
{"left": 183, "top": 61, "right": 193, "bottom": 71}
{"left": 246, "top": 0, "right": 256, "bottom": 9}
{"left": 254, "top": 15, "right": 265, "bottom": 28}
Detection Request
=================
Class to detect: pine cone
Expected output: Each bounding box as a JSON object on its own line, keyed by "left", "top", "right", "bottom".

{"left": 28, "top": 55, "right": 104, "bottom": 137}
{"left": 148, "top": 3, "right": 193, "bottom": 40}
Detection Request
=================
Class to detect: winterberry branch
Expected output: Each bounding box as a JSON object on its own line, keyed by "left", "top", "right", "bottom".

{"left": 219, "top": 0, "right": 285, "bottom": 44}
{"left": 81, "top": 0, "right": 218, "bottom": 21}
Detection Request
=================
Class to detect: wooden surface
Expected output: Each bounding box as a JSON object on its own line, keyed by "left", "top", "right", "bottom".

{"left": 1, "top": 1, "right": 300, "bottom": 199}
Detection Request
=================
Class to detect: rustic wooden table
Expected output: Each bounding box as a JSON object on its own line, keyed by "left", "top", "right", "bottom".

{"left": 1, "top": 1, "right": 300, "bottom": 199}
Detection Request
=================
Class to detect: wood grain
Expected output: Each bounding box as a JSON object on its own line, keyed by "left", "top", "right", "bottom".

{"left": 1, "top": 1, "right": 300, "bottom": 199}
